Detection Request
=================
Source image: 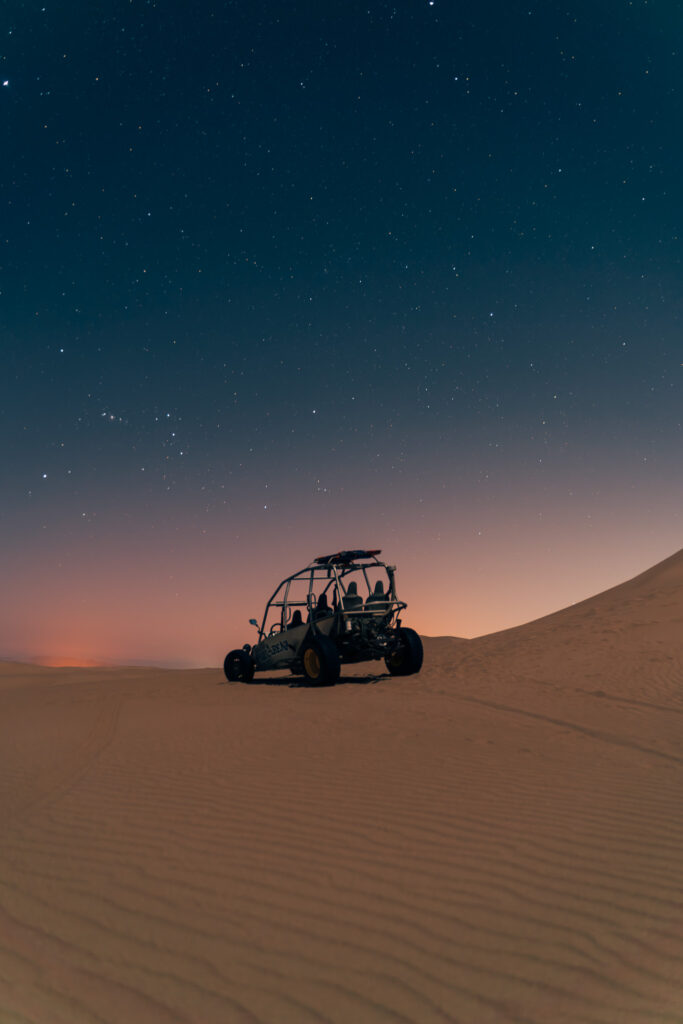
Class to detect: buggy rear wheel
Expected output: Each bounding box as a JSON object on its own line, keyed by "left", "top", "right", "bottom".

{"left": 224, "top": 649, "right": 255, "bottom": 683}
{"left": 385, "top": 627, "right": 423, "bottom": 676}
{"left": 300, "top": 635, "right": 340, "bottom": 686}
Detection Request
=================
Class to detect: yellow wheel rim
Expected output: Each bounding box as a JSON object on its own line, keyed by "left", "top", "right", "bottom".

{"left": 304, "top": 648, "right": 321, "bottom": 677}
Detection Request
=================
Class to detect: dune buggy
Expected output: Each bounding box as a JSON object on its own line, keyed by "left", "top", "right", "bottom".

{"left": 223, "top": 549, "right": 423, "bottom": 685}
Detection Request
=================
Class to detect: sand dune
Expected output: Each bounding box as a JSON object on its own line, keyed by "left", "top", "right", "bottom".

{"left": 1, "top": 551, "right": 683, "bottom": 1023}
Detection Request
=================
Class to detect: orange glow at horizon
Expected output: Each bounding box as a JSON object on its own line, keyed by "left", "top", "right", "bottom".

{"left": 2, "top": 498, "right": 680, "bottom": 668}
{"left": 30, "top": 656, "right": 109, "bottom": 668}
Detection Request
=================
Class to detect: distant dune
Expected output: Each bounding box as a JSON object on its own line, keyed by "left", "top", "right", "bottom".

{"left": 1, "top": 550, "right": 682, "bottom": 1022}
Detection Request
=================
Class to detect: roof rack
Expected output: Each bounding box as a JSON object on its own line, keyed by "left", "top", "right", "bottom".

{"left": 314, "top": 549, "right": 381, "bottom": 566}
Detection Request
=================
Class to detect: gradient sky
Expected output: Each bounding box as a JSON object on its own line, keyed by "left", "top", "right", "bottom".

{"left": 1, "top": 0, "right": 681, "bottom": 666}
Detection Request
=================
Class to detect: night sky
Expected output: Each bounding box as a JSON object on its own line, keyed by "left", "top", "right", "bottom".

{"left": 2, "top": 1, "right": 681, "bottom": 667}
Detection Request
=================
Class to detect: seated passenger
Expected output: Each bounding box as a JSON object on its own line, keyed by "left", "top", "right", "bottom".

{"left": 313, "top": 593, "right": 332, "bottom": 620}
{"left": 342, "top": 580, "right": 363, "bottom": 611}
{"left": 289, "top": 609, "right": 303, "bottom": 628}
{"left": 366, "top": 580, "right": 390, "bottom": 615}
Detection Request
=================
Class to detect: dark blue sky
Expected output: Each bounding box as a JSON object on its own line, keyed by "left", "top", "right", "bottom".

{"left": 1, "top": 1, "right": 681, "bottom": 663}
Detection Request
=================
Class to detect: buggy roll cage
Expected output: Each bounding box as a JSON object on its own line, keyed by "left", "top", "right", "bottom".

{"left": 252, "top": 549, "right": 407, "bottom": 643}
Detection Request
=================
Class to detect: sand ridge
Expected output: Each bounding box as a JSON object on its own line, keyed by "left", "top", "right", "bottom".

{"left": 1, "top": 550, "right": 682, "bottom": 1022}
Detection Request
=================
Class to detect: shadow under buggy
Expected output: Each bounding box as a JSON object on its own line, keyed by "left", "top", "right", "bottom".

{"left": 224, "top": 549, "right": 423, "bottom": 686}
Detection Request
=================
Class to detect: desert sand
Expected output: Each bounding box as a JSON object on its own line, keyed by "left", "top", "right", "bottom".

{"left": 1, "top": 550, "right": 683, "bottom": 1023}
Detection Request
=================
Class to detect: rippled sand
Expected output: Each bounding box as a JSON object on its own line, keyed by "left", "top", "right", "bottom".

{"left": 1, "top": 550, "right": 682, "bottom": 1023}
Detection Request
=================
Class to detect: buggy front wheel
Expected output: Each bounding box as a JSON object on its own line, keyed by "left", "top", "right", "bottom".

{"left": 224, "top": 649, "right": 255, "bottom": 683}
{"left": 300, "top": 636, "right": 340, "bottom": 686}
